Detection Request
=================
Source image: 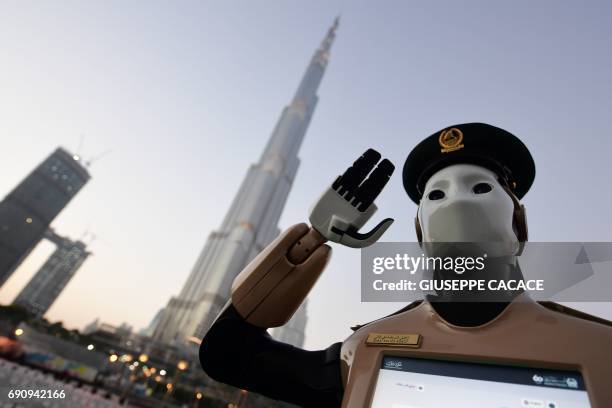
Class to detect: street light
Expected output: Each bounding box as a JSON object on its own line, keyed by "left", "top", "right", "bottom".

{"left": 177, "top": 360, "right": 188, "bottom": 371}
{"left": 138, "top": 353, "right": 148, "bottom": 363}
{"left": 87, "top": 344, "right": 94, "bottom": 351}
{"left": 109, "top": 354, "right": 118, "bottom": 363}
{"left": 14, "top": 328, "right": 23, "bottom": 336}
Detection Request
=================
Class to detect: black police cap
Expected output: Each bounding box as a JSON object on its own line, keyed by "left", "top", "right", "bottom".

{"left": 402, "top": 122, "right": 535, "bottom": 203}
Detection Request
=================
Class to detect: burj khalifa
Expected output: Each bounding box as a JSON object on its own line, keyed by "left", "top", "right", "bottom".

{"left": 152, "top": 18, "right": 339, "bottom": 344}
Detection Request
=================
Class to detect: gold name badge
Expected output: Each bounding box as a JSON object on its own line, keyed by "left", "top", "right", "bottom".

{"left": 366, "top": 333, "right": 422, "bottom": 348}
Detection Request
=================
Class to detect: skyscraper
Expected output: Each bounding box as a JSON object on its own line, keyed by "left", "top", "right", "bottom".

{"left": 152, "top": 18, "right": 339, "bottom": 344}
{"left": 139, "top": 307, "right": 165, "bottom": 337}
{"left": 0, "top": 148, "right": 90, "bottom": 287}
{"left": 13, "top": 229, "right": 91, "bottom": 318}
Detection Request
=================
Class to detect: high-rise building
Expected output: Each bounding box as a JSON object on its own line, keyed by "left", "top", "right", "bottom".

{"left": 0, "top": 148, "right": 90, "bottom": 287}
{"left": 271, "top": 299, "right": 308, "bottom": 347}
{"left": 82, "top": 318, "right": 100, "bottom": 335}
{"left": 139, "top": 307, "right": 165, "bottom": 337}
{"left": 13, "top": 229, "right": 91, "bottom": 318}
{"left": 152, "top": 19, "right": 339, "bottom": 344}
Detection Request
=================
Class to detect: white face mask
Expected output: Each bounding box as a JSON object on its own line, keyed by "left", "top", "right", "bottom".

{"left": 418, "top": 164, "right": 520, "bottom": 257}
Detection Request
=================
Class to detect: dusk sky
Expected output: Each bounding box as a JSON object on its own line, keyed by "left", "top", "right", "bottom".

{"left": 1, "top": 1, "right": 611, "bottom": 350}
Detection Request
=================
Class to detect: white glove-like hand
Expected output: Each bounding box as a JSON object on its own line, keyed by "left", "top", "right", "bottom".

{"left": 309, "top": 148, "right": 395, "bottom": 248}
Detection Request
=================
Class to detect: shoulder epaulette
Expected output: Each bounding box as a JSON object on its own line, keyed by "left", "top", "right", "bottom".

{"left": 539, "top": 301, "right": 612, "bottom": 328}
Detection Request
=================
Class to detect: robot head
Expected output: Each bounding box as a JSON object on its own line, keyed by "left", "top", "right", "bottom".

{"left": 416, "top": 163, "right": 526, "bottom": 256}
{"left": 403, "top": 123, "right": 534, "bottom": 255}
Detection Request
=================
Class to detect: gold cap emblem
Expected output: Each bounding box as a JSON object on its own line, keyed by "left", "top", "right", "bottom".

{"left": 439, "top": 128, "right": 464, "bottom": 153}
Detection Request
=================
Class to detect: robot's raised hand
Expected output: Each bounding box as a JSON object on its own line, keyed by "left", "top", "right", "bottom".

{"left": 309, "top": 149, "right": 395, "bottom": 248}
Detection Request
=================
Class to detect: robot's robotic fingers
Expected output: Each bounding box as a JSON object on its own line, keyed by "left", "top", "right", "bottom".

{"left": 311, "top": 148, "right": 395, "bottom": 248}
{"left": 333, "top": 148, "right": 381, "bottom": 197}
{"left": 351, "top": 157, "right": 395, "bottom": 211}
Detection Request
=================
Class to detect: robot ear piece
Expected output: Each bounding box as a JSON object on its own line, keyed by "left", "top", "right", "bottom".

{"left": 514, "top": 204, "right": 528, "bottom": 243}
{"left": 512, "top": 204, "right": 528, "bottom": 256}
{"left": 500, "top": 182, "right": 528, "bottom": 245}
{"left": 415, "top": 215, "right": 423, "bottom": 245}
